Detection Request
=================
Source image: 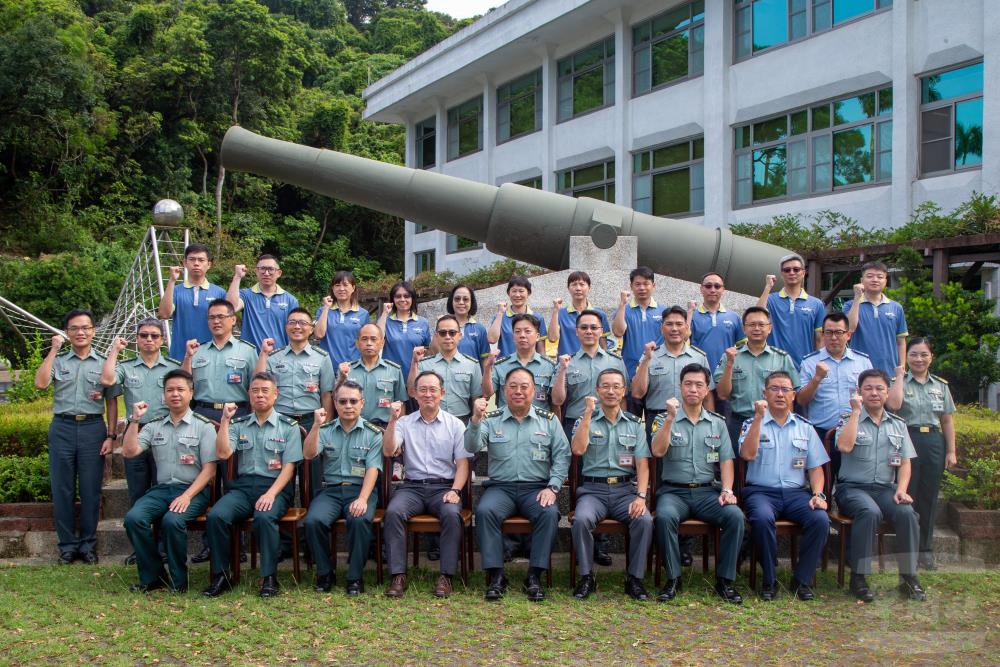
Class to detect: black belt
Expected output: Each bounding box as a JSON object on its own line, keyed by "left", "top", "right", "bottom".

{"left": 732, "top": 412, "right": 753, "bottom": 421}
{"left": 284, "top": 413, "right": 308, "bottom": 422}
{"left": 193, "top": 400, "right": 249, "bottom": 410}
{"left": 54, "top": 413, "right": 103, "bottom": 422}
{"left": 405, "top": 478, "right": 455, "bottom": 486}
{"left": 909, "top": 425, "right": 940, "bottom": 433}
{"left": 583, "top": 475, "right": 634, "bottom": 485}
{"left": 663, "top": 481, "right": 714, "bottom": 489}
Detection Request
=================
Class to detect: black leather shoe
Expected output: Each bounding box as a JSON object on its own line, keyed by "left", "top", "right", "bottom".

{"left": 58, "top": 551, "right": 76, "bottom": 565}
{"left": 625, "top": 575, "right": 649, "bottom": 601}
{"left": 759, "top": 582, "right": 777, "bottom": 601}
{"left": 485, "top": 571, "right": 508, "bottom": 601}
{"left": 502, "top": 548, "right": 513, "bottom": 563}
{"left": 522, "top": 572, "right": 545, "bottom": 602}
{"left": 790, "top": 578, "right": 814, "bottom": 601}
{"left": 593, "top": 546, "right": 613, "bottom": 567}
{"left": 239, "top": 551, "right": 248, "bottom": 563}
{"left": 190, "top": 545, "right": 211, "bottom": 564}
{"left": 201, "top": 572, "right": 233, "bottom": 597}
{"left": 428, "top": 546, "right": 441, "bottom": 562}
{"left": 346, "top": 579, "right": 364, "bottom": 596}
{"left": 714, "top": 577, "right": 743, "bottom": 604}
{"left": 681, "top": 551, "right": 693, "bottom": 567}
{"left": 123, "top": 552, "right": 137, "bottom": 566}
{"left": 899, "top": 575, "right": 927, "bottom": 601}
{"left": 130, "top": 579, "right": 167, "bottom": 593}
{"left": 572, "top": 574, "right": 596, "bottom": 599}
{"left": 314, "top": 573, "right": 334, "bottom": 593}
{"left": 80, "top": 551, "right": 98, "bottom": 565}
{"left": 656, "top": 577, "right": 682, "bottom": 602}
{"left": 259, "top": 575, "right": 280, "bottom": 598}
{"left": 850, "top": 574, "right": 875, "bottom": 603}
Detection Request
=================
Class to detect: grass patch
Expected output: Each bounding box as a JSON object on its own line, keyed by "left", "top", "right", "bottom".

{"left": 0, "top": 564, "right": 998, "bottom": 664}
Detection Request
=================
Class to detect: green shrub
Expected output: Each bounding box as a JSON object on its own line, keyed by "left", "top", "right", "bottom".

{"left": 0, "top": 411, "right": 49, "bottom": 457}
{"left": 0, "top": 455, "right": 50, "bottom": 503}
{"left": 942, "top": 457, "right": 1000, "bottom": 510}
{"left": 954, "top": 405, "right": 1000, "bottom": 462}
{"left": 6, "top": 334, "right": 51, "bottom": 404}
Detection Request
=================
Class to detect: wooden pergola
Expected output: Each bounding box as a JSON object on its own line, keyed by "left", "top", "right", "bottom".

{"left": 804, "top": 232, "right": 1000, "bottom": 303}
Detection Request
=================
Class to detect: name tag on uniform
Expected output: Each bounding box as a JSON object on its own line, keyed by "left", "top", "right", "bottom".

{"left": 491, "top": 432, "right": 508, "bottom": 442}
{"left": 931, "top": 400, "right": 944, "bottom": 412}
{"left": 706, "top": 451, "right": 720, "bottom": 464}
{"left": 378, "top": 397, "right": 391, "bottom": 408}
{"left": 179, "top": 453, "right": 196, "bottom": 465}
{"left": 351, "top": 465, "right": 366, "bottom": 477}
{"left": 56, "top": 368, "right": 71, "bottom": 380}
{"left": 889, "top": 453, "right": 902, "bottom": 467}
{"left": 792, "top": 456, "right": 806, "bottom": 469}
{"left": 531, "top": 449, "right": 548, "bottom": 461}
{"left": 618, "top": 454, "right": 634, "bottom": 467}
{"left": 304, "top": 382, "right": 319, "bottom": 393}
{"left": 268, "top": 458, "right": 282, "bottom": 470}
{"left": 227, "top": 372, "right": 243, "bottom": 384}
{"left": 125, "top": 377, "right": 142, "bottom": 388}
{"left": 534, "top": 387, "right": 548, "bottom": 402}
{"left": 88, "top": 389, "right": 103, "bottom": 401}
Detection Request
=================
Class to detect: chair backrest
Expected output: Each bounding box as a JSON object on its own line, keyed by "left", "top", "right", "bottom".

{"left": 298, "top": 426, "right": 310, "bottom": 509}
{"left": 822, "top": 428, "right": 836, "bottom": 498}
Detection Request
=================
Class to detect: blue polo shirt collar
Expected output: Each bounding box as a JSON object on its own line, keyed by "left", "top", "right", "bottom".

{"left": 628, "top": 297, "right": 658, "bottom": 309}
{"left": 505, "top": 305, "right": 535, "bottom": 317}
{"left": 332, "top": 303, "right": 360, "bottom": 313}
{"left": 390, "top": 312, "right": 419, "bottom": 322}
{"left": 566, "top": 302, "right": 594, "bottom": 314}
{"left": 778, "top": 288, "right": 810, "bottom": 300}
{"left": 250, "top": 283, "right": 286, "bottom": 295}
{"left": 182, "top": 278, "right": 211, "bottom": 289}
{"left": 697, "top": 304, "right": 727, "bottom": 314}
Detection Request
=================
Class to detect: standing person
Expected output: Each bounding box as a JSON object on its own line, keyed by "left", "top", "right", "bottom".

{"left": 687, "top": 272, "right": 745, "bottom": 373}
{"left": 121, "top": 369, "right": 216, "bottom": 593}
{"left": 886, "top": 338, "right": 957, "bottom": 571}
{"left": 315, "top": 271, "right": 369, "bottom": 371}
{"left": 339, "top": 324, "right": 408, "bottom": 427}
{"left": 35, "top": 310, "right": 121, "bottom": 565}
{"left": 487, "top": 276, "right": 548, "bottom": 357}
{"left": 844, "top": 261, "right": 908, "bottom": 375}
{"left": 465, "top": 369, "right": 570, "bottom": 602}
{"left": 382, "top": 371, "right": 473, "bottom": 598}
{"left": 738, "top": 372, "right": 830, "bottom": 601}
{"left": 158, "top": 243, "right": 227, "bottom": 361}
{"left": 756, "top": 253, "right": 826, "bottom": 369}
{"left": 101, "top": 319, "right": 181, "bottom": 565}
{"left": 483, "top": 314, "right": 555, "bottom": 411}
{"left": 570, "top": 371, "right": 653, "bottom": 601}
{"left": 225, "top": 254, "right": 300, "bottom": 350}
{"left": 203, "top": 372, "right": 303, "bottom": 599}
{"left": 836, "top": 369, "right": 925, "bottom": 603}
{"left": 409, "top": 315, "right": 482, "bottom": 423}
{"left": 547, "top": 271, "right": 610, "bottom": 357}
{"left": 376, "top": 280, "right": 430, "bottom": 369}
{"left": 612, "top": 266, "right": 663, "bottom": 381}
{"left": 303, "top": 381, "right": 383, "bottom": 596}
{"left": 447, "top": 284, "right": 490, "bottom": 366}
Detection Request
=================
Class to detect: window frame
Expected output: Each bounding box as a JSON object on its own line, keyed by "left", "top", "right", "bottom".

{"left": 918, "top": 60, "right": 984, "bottom": 179}
{"left": 556, "top": 36, "right": 616, "bottom": 123}
{"left": 557, "top": 159, "right": 616, "bottom": 202}
{"left": 446, "top": 95, "right": 484, "bottom": 162}
{"left": 414, "top": 116, "right": 436, "bottom": 169}
{"left": 632, "top": 137, "right": 706, "bottom": 217}
{"left": 414, "top": 250, "right": 436, "bottom": 274}
{"left": 446, "top": 234, "right": 483, "bottom": 255}
{"left": 497, "top": 69, "right": 543, "bottom": 145}
{"left": 632, "top": 1, "right": 706, "bottom": 98}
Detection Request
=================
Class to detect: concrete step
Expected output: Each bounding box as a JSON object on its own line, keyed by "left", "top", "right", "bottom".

{"left": 101, "top": 479, "right": 131, "bottom": 520}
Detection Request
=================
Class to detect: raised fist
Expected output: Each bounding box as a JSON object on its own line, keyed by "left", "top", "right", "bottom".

{"left": 497, "top": 302, "right": 507, "bottom": 315}
{"left": 185, "top": 339, "right": 200, "bottom": 358}
{"left": 725, "top": 347, "right": 738, "bottom": 362}
{"left": 234, "top": 264, "right": 247, "bottom": 278}
{"left": 169, "top": 266, "right": 183, "bottom": 281}
{"left": 814, "top": 362, "right": 829, "bottom": 380}
{"left": 221, "top": 403, "right": 238, "bottom": 420}
{"left": 313, "top": 408, "right": 327, "bottom": 426}
{"left": 754, "top": 400, "right": 767, "bottom": 417}
{"left": 583, "top": 396, "right": 597, "bottom": 414}
{"left": 382, "top": 302, "right": 393, "bottom": 316}
{"left": 553, "top": 298, "right": 563, "bottom": 310}
{"left": 112, "top": 336, "right": 129, "bottom": 352}
{"left": 687, "top": 299, "right": 698, "bottom": 312}
{"left": 619, "top": 290, "right": 630, "bottom": 306}
{"left": 338, "top": 362, "right": 351, "bottom": 378}
{"left": 643, "top": 341, "right": 657, "bottom": 359}
{"left": 389, "top": 401, "right": 404, "bottom": 421}
{"left": 558, "top": 354, "right": 570, "bottom": 370}
{"left": 412, "top": 346, "right": 426, "bottom": 362}
{"left": 483, "top": 350, "right": 499, "bottom": 369}
{"left": 849, "top": 392, "right": 863, "bottom": 411}
{"left": 853, "top": 283, "right": 865, "bottom": 299}
{"left": 260, "top": 338, "right": 276, "bottom": 355}
{"left": 665, "top": 397, "right": 680, "bottom": 418}
{"left": 321, "top": 295, "right": 334, "bottom": 309}
{"left": 472, "top": 397, "right": 488, "bottom": 422}
{"left": 51, "top": 334, "right": 65, "bottom": 351}
{"left": 765, "top": 274, "right": 777, "bottom": 289}
{"left": 131, "top": 401, "right": 149, "bottom": 421}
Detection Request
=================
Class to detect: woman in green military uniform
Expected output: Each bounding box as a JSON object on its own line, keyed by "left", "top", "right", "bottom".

{"left": 887, "top": 337, "right": 957, "bottom": 570}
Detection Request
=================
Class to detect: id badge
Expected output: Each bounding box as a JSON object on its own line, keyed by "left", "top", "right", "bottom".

{"left": 889, "top": 453, "right": 902, "bottom": 467}
{"left": 378, "top": 397, "right": 391, "bottom": 408}
{"left": 706, "top": 450, "right": 720, "bottom": 464}
{"left": 531, "top": 448, "right": 548, "bottom": 462}
{"left": 227, "top": 372, "right": 243, "bottom": 384}
{"left": 305, "top": 382, "right": 319, "bottom": 393}
{"left": 88, "top": 389, "right": 102, "bottom": 401}
{"left": 350, "top": 465, "right": 366, "bottom": 477}
{"left": 534, "top": 387, "right": 547, "bottom": 402}
{"left": 618, "top": 454, "right": 634, "bottom": 468}
{"left": 268, "top": 458, "right": 282, "bottom": 470}
{"left": 792, "top": 456, "right": 806, "bottom": 469}
{"left": 179, "top": 453, "right": 196, "bottom": 465}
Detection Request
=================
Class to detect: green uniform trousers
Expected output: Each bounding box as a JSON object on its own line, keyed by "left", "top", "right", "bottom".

{"left": 654, "top": 486, "right": 744, "bottom": 580}
{"left": 304, "top": 485, "right": 377, "bottom": 582}
{"left": 207, "top": 475, "right": 293, "bottom": 578}
{"left": 909, "top": 428, "right": 946, "bottom": 556}
{"left": 124, "top": 484, "right": 210, "bottom": 588}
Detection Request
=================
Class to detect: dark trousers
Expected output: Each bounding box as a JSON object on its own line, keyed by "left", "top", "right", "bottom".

{"left": 305, "top": 484, "right": 377, "bottom": 581}
{"left": 193, "top": 403, "right": 250, "bottom": 549}
{"left": 654, "top": 486, "right": 744, "bottom": 580}
{"left": 124, "top": 484, "right": 210, "bottom": 588}
{"left": 572, "top": 483, "right": 652, "bottom": 578}
{"left": 124, "top": 449, "right": 156, "bottom": 507}
{"left": 476, "top": 482, "right": 558, "bottom": 571}
{"left": 207, "top": 475, "right": 293, "bottom": 578}
{"left": 48, "top": 417, "right": 105, "bottom": 556}
{"left": 743, "top": 486, "right": 830, "bottom": 586}
{"left": 562, "top": 417, "right": 610, "bottom": 555}
{"left": 909, "top": 428, "right": 946, "bottom": 556}
{"left": 384, "top": 482, "right": 461, "bottom": 576}
{"left": 727, "top": 412, "right": 752, "bottom": 453}
{"left": 835, "top": 482, "right": 918, "bottom": 576}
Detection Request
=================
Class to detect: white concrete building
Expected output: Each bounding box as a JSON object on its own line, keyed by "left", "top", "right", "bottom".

{"left": 363, "top": 0, "right": 998, "bottom": 279}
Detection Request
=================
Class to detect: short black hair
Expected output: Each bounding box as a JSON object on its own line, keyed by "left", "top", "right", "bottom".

{"left": 207, "top": 299, "right": 235, "bottom": 316}
{"left": 287, "top": 307, "right": 312, "bottom": 321}
{"left": 567, "top": 271, "right": 591, "bottom": 286}
{"left": 510, "top": 313, "right": 540, "bottom": 333}
{"left": 256, "top": 254, "right": 279, "bottom": 265}
{"left": 764, "top": 370, "right": 794, "bottom": 387}
{"left": 742, "top": 306, "right": 771, "bottom": 325}
{"left": 435, "top": 314, "right": 460, "bottom": 331}
{"left": 861, "top": 260, "right": 888, "bottom": 275}
{"left": 823, "top": 312, "right": 849, "bottom": 328}
{"left": 184, "top": 243, "right": 211, "bottom": 260}
{"left": 63, "top": 309, "right": 95, "bottom": 329}
{"left": 661, "top": 305, "right": 688, "bottom": 321}
{"left": 389, "top": 281, "right": 419, "bottom": 315}
{"left": 503, "top": 367, "right": 535, "bottom": 385}
{"left": 858, "top": 368, "right": 890, "bottom": 388}
{"left": 251, "top": 371, "right": 278, "bottom": 385}
{"left": 414, "top": 370, "right": 444, "bottom": 389}
{"left": 700, "top": 272, "right": 724, "bottom": 285}
{"left": 336, "top": 380, "right": 364, "bottom": 398}
{"left": 596, "top": 368, "right": 626, "bottom": 386}
{"left": 576, "top": 309, "right": 604, "bottom": 328}
{"left": 163, "top": 368, "right": 194, "bottom": 389}
{"left": 446, "top": 284, "right": 478, "bottom": 316}
{"left": 630, "top": 266, "right": 655, "bottom": 282}
{"left": 507, "top": 275, "right": 532, "bottom": 293}
{"left": 679, "top": 362, "right": 710, "bottom": 384}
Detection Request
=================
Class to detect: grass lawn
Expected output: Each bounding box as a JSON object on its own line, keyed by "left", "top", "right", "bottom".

{"left": 1, "top": 564, "right": 998, "bottom": 665}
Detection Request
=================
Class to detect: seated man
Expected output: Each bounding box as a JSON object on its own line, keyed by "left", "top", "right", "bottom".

{"left": 382, "top": 371, "right": 472, "bottom": 598}
{"left": 303, "top": 381, "right": 382, "bottom": 596}
{"left": 122, "top": 369, "right": 217, "bottom": 593}
{"left": 203, "top": 372, "right": 303, "bottom": 598}
{"left": 651, "top": 363, "right": 744, "bottom": 604}
{"left": 465, "top": 368, "right": 570, "bottom": 602}
{"left": 570, "top": 369, "right": 652, "bottom": 601}
{"left": 836, "top": 369, "right": 925, "bottom": 603}
{"left": 739, "top": 371, "right": 830, "bottom": 601}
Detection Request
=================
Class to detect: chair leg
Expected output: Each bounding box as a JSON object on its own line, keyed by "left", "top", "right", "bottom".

{"left": 654, "top": 548, "right": 661, "bottom": 587}
{"left": 624, "top": 532, "right": 631, "bottom": 572}
{"left": 291, "top": 524, "right": 301, "bottom": 584}
{"left": 837, "top": 526, "right": 847, "bottom": 588}
{"left": 459, "top": 529, "right": 468, "bottom": 586}
{"left": 714, "top": 529, "right": 720, "bottom": 570}
{"left": 376, "top": 526, "right": 384, "bottom": 585}
{"left": 412, "top": 532, "right": 420, "bottom": 569}
{"left": 701, "top": 535, "right": 709, "bottom": 573}
{"left": 546, "top": 553, "right": 552, "bottom": 587}
{"left": 330, "top": 527, "right": 338, "bottom": 582}
{"left": 822, "top": 531, "right": 829, "bottom": 573}
{"left": 250, "top": 530, "right": 258, "bottom": 571}
{"left": 877, "top": 531, "right": 885, "bottom": 573}
{"left": 750, "top": 543, "right": 757, "bottom": 590}
{"left": 569, "top": 536, "right": 576, "bottom": 588}
{"left": 231, "top": 525, "right": 242, "bottom": 585}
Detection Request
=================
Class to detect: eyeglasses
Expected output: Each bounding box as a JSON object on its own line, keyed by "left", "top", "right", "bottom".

{"left": 452, "top": 296, "right": 471, "bottom": 302}
{"left": 66, "top": 326, "right": 94, "bottom": 334}
{"left": 745, "top": 322, "right": 769, "bottom": 329}
{"left": 823, "top": 329, "right": 848, "bottom": 337}
{"left": 336, "top": 398, "right": 361, "bottom": 406}
{"left": 505, "top": 383, "right": 533, "bottom": 392}
{"left": 207, "top": 314, "right": 233, "bottom": 321}
{"left": 416, "top": 387, "right": 441, "bottom": 395}
{"left": 577, "top": 325, "right": 602, "bottom": 331}
{"left": 137, "top": 332, "right": 162, "bottom": 340}
{"left": 597, "top": 383, "right": 625, "bottom": 391}
{"left": 701, "top": 283, "right": 723, "bottom": 290}
{"left": 256, "top": 266, "right": 279, "bottom": 273}
{"left": 781, "top": 266, "right": 804, "bottom": 274}
{"left": 436, "top": 329, "right": 460, "bottom": 337}
{"left": 766, "top": 386, "right": 795, "bottom": 394}
{"left": 287, "top": 319, "right": 312, "bottom": 328}
{"left": 909, "top": 352, "right": 931, "bottom": 359}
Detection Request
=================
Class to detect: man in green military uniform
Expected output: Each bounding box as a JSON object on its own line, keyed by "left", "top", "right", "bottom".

{"left": 836, "top": 368, "right": 925, "bottom": 602}
{"left": 203, "top": 371, "right": 303, "bottom": 598}
{"left": 303, "top": 380, "right": 383, "bottom": 596}
{"left": 122, "top": 369, "right": 216, "bottom": 592}
{"left": 465, "top": 368, "right": 571, "bottom": 602}
{"left": 101, "top": 318, "right": 182, "bottom": 565}
{"left": 651, "top": 363, "right": 744, "bottom": 604}
{"left": 409, "top": 314, "right": 483, "bottom": 423}
{"left": 570, "top": 369, "right": 652, "bottom": 601}
{"left": 339, "top": 323, "right": 408, "bottom": 427}
{"left": 34, "top": 310, "right": 122, "bottom": 565}
{"left": 715, "top": 306, "right": 800, "bottom": 446}
{"left": 483, "top": 314, "right": 556, "bottom": 411}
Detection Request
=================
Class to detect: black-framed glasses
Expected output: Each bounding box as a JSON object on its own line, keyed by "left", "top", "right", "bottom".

{"left": 781, "top": 266, "right": 803, "bottom": 274}
{"left": 66, "top": 326, "right": 94, "bottom": 334}
{"left": 436, "top": 329, "right": 460, "bottom": 337}
{"left": 256, "top": 266, "right": 279, "bottom": 273}
{"left": 287, "top": 319, "right": 312, "bottom": 328}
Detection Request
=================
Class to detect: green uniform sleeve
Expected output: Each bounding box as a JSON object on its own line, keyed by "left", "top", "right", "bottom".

{"left": 470, "top": 362, "right": 483, "bottom": 398}
{"left": 283, "top": 423, "right": 304, "bottom": 464}
{"left": 366, "top": 430, "right": 383, "bottom": 470}
{"left": 319, "top": 357, "right": 335, "bottom": 393}
{"left": 785, "top": 356, "right": 802, "bottom": 388}
{"left": 136, "top": 424, "right": 153, "bottom": 452}
{"left": 464, "top": 420, "right": 486, "bottom": 454}
{"left": 199, "top": 420, "right": 218, "bottom": 463}
{"left": 548, "top": 419, "right": 571, "bottom": 488}
{"left": 392, "top": 367, "right": 408, "bottom": 402}
{"left": 633, "top": 421, "right": 651, "bottom": 459}
{"left": 718, "top": 421, "right": 735, "bottom": 462}
{"left": 943, "top": 383, "right": 956, "bottom": 414}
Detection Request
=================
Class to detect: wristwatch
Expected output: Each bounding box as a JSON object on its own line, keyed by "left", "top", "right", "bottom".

{"left": 813, "top": 491, "right": 827, "bottom": 501}
{"left": 637, "top": 491, "right": 648, "bottom": 500}
{"left": 449, "top": 488, "right": 462, "bottom": 495}
{"left": 548, "top": 485, "right": 560, "bottom": 495}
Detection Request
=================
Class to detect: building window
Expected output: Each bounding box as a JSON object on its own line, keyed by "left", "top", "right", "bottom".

{"left": 498, "top": 69, "right": 542, "bottom": 143}
{"left": 415, "top": 117, "right": 436, "bottom": 169}
{"left": 735, "top": 0, "right": 891, "bottom": 60}
{"left": 734, "top": 86, "right": 892, "bottom": 206}
{"left": 634, "top": 138, "right": 704, "bottom": 216}
{"left": 447, "top": 96, "right": 483, "bottom": 160}
{"left": 414, "top": 250, "right": 435, "bottom": 274}
{"left": 557, "top": 36, "right": 615, "bottom": 122}
{"left": 558, "top": 160, "right": 615, "bottom": 202}
{"left": 920, "top": 61, "right": 983, "bottom": 177}
{"left": 446, "top": 235, "right": 482, "bottom": 254}
{"left": 413, "top": 223, "right": 430, "bottom": 234}
{"left": 516, "top": 176, "right": 543, "bottom": 189}
{"left": 633, "top": 1, "right": 705, "bottom": 96}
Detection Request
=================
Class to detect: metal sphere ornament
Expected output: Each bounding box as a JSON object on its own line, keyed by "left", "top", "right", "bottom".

{"left": 152, "top": 199, "right": 184, "bottom": 227}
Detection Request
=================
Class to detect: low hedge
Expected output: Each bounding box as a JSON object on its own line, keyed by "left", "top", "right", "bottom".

{"left": 954, "top": 404, "right": 1000, "bottom": 462}
{"left": 0, "top": 454, "right": 50, "bottom": 503}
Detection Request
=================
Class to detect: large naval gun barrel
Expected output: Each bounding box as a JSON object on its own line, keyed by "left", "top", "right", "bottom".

{"left": 221, "top": 126, "right": 792, "bottom": 295}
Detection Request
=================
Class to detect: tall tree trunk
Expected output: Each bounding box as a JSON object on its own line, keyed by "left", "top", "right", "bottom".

{"left": 197, "top": 146, "right": 208, "bottom": 196}
{"left": 311, "top": 207, "right": 331, "bottom": 262}
{"left": 214, "top": 162, "right": 225, "bottom": 258}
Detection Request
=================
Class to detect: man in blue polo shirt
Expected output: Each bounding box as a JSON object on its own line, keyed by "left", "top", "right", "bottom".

{"left": 756, "top": 254, "right": 826, "bottom": 369}
{"left": 612, "top": 266, "right": 663, "bottom": 380}
{"left": 226, "top": 254, "right": 300, "bottom": 349}
{"left": 844, "top": 261, "right": 908, "bottom": 375}
{"left": 688, "top": 272, "right": 745, "bottom": 372}
{"left": 159, "top": 243, "right": 227, "bottom": 360}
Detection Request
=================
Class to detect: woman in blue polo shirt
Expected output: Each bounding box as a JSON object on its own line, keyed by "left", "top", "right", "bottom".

{"left": 447, "top": 284, "right": 490, "bottom": 366}
{"left": 314, "top": 271, "right": 369, "bottom": 369}
{"left": 376, "top": 280, "right": 430, "bottom": 368}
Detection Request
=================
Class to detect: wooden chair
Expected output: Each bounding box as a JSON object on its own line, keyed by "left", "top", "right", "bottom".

{"left": 650, "top": 473, "right": 719, "bottom": 587}
{"left": 825, "top": 430, "right": 890, "bottom": 587}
